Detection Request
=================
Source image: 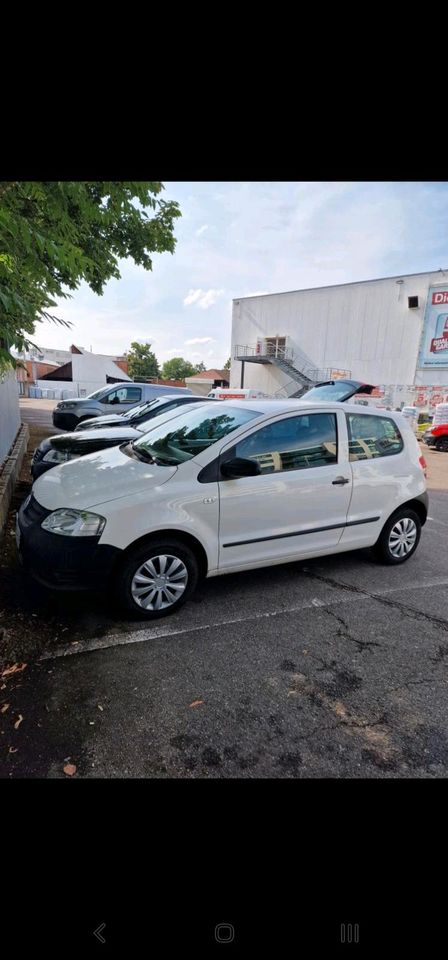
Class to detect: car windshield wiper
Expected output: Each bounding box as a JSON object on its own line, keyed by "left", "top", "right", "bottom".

{"left": 153, "top": 455, "right": 177, "bottom": 466}
{"left": 130, "top": 442, "right": 156, "bottom": 463}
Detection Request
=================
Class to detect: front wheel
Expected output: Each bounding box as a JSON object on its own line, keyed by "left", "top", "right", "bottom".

{"left": 116, "top": 539, "right": 199, "bottom": 619}
{"left": 372, "top": 508, "right": 421, "bottom": 565}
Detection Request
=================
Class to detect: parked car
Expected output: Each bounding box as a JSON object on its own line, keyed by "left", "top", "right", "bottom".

{"left": 73, "top": 393, "right": 213, "bottom": 432}
{"left": 18, "top": 385, "right": 428, "bottom": 620}
{"left": 32, "top": 397, "right": 215, "bottom": 479}
{"left": 422, "top": 422, "right": 448, "bottom": 452}
{"left": 52, "top": 382, "right": 192, "bottom": 431}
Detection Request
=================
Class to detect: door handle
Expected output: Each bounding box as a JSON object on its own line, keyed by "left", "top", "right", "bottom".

{"left": 332, "top": 476, "right": 350, "bottom": 485}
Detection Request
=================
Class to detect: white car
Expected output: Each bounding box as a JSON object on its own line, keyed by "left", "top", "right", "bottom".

{"left": 17, "top": 394, "right": 428, "bottom": 619}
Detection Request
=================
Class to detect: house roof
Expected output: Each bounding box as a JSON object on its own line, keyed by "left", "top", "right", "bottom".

{"left": 186, "top": 369, "right": 229, "bottom": 381}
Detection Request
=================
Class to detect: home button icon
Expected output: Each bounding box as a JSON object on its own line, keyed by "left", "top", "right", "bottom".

{"left": 215, "top": 923, "right": 235, "bottom": 943}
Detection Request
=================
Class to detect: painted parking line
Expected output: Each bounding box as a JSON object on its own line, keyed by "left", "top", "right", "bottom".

{"left": 40, "top": 575, "right": 448, "bottom": 662}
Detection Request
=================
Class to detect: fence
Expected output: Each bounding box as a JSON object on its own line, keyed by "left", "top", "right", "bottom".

{"left": 0, "top": 370, "right": 21, "bottom": 465}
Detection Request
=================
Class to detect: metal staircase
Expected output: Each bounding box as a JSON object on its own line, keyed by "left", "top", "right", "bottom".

{"left": 234, "top": 342, "right": 333, "bottom": 397}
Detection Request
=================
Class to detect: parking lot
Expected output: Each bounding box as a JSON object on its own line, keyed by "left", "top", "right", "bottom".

{"left": 1, "top": 398, "right": 447, "bottom": 778}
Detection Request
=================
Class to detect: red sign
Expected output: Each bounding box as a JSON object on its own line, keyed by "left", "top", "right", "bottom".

{"left": 430, "top": 336, "right": 448, "bottom": 353}
{"left": 432, "top": 291, "right": 448, "bottom": 304}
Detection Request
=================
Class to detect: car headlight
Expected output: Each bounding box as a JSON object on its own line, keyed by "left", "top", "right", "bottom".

{"left": 58, "top": 402, "right": 77, "bottom": 410}
{"left": 41, "top": 509, "right": 106, "bottom": 537}
{"left": 42, "top": 449, "right": 79, "bottom": 464}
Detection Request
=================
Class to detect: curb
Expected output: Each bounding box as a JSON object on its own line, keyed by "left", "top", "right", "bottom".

{"left": 0, "top": 423, "right": 30, "bottom": 533}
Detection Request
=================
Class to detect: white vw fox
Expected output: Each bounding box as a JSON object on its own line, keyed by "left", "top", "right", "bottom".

{"left": 17, "top": 383, "right": 428, "bottom": 620}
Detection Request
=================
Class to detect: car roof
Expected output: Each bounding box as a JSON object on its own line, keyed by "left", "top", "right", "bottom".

{"left": 192, "top": 399, "right": 400, "bottom": 417}
{"left": 146, "top": 394, "right": 203, "bottom": 401}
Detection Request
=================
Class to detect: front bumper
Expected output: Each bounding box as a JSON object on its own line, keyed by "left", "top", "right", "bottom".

{"left": 17, "top": 494, "right": 121, "bottom": 591}
{"left": 52, "top": 410, "right": 79, "bottom": 431}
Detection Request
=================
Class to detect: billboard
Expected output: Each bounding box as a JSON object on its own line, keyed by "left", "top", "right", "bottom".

{"left": 418, "top": 287, "right": 448, "bottom": 367}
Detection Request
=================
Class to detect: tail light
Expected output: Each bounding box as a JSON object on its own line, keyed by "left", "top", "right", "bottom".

{"left": 419, "top": 454, "right": 427, "bottom": 476}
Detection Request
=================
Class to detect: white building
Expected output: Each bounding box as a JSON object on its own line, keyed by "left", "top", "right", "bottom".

{"left": 231, "top": 269, "right": 448, "bottom": 408}
{"left": 33, "top": 345, "right": 130, "bottom": 399}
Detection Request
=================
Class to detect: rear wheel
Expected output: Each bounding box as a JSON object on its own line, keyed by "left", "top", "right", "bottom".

{"left": 435, "top": 437, "right": 448, "bottom": 452}
{"left": 372, "top": 508, "right": 421, "bottom": 565}
{"left": 116, "top": 539, "right": 199, "bottom": 619}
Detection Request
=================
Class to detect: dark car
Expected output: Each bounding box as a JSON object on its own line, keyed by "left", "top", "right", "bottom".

{"left": 73, "top": 393, "right": 212, "bottom": 431}
{"left": 422, "top": 422, "right": 448, "bottom": 451}
{"left": 31, "top": 397, "right": 215, "bottom": 480}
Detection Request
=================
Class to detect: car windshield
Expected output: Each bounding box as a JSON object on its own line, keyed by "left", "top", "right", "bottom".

{"left": 133, "top": 404, "right": 261, "bottom": 464}
{"left": 125, "top": 399, "right": 161, "bottom": 420}
{"left": 87, "top": 387, "right": 112, "bottom": 401}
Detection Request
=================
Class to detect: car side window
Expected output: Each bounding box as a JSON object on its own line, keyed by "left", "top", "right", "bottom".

{"left": 347, "top": 414, "right": 403, "bottom": 460}
{"left": 105, "top": 386, "right": 142, "bottom": 405}
{"left": 233, "top": 413, "right": 338, "bottom": 474}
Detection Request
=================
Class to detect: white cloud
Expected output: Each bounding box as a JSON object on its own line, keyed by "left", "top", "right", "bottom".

{"left": 183, "top": 288, "right": 225, "bottom": 309}
{"left": 185, "top": 336, "right": 214, "bottom": 345}
{"left": 195, "top": 224, "right": 209, "bottom": 236}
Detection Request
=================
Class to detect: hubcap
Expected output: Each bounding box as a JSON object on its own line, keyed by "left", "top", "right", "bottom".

{"left": 131, "top": 554, "right": 188, "bottom": 610}
{"left": 388, "top": 517, "right": 417, "bottom": 558}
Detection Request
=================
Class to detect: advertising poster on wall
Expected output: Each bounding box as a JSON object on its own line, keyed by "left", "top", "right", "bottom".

{"left": 418, "top": 287, "right": 448, "bottom": 367}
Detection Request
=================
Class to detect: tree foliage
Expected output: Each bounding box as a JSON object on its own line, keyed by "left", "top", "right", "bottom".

{"left": 224, "top": 357, "right": 231, "bottom": 369}
{"left": 161, "top": 357, "right": 197, "bottom": 381}
{"left": 194, "top": 361, "right": 206, "bottom": 372}
{"left": 125, "top": 341, "right": 160, "bottom": 380}
{"left": 0, "top": 181, "right": 181, "bottom": 369}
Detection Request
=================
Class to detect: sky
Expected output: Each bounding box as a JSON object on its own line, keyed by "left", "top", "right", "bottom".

{"left": 38, "top": 182, "right": 448, "bottom": 367}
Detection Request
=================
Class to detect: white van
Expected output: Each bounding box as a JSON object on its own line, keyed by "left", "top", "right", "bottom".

{"left": 401, "top": 406, "right": 418, "bottom": 421}
{"left": 207, "top": 387, "right": 268, "bottom": 400}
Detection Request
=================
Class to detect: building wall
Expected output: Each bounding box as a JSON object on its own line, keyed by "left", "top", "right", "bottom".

{"left": 231, "top": 270, "right": 448, "bottom": 393}
{"left": 0, "top": 370, "right": 21, "bottom": 465}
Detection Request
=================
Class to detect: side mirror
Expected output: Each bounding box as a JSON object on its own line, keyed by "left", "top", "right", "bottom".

{"left": 220, "top": 457, "right": 261, "bottom": 479}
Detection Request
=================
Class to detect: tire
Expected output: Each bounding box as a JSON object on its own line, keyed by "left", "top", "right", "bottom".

{"left": 372, "top": 508, "right": 421, "bottom": 565}
{"left": 116, "top": 538, "right": 199, "bottom": 619}
{"left": 76, "top": 416, "right": 95, "bottom": 426}
{"left": 435, "top": 437, "right": 448, "bottom": 452}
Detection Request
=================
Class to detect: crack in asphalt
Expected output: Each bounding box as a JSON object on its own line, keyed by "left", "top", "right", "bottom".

{"left": 302, "top": 569, "right": 448, "bottom": 635}
{"left": 322, "top": 606, "right": 382, "bottom": 652}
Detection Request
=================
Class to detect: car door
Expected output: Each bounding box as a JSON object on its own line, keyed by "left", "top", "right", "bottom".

{"left": 217, "top": 409, "right": 352, "bottom": 571}
{"left": 339, "top": 411, "right": 413, "bottom": 550}
{"left": 99, "top": 385, "right": 143, "bottom": 414}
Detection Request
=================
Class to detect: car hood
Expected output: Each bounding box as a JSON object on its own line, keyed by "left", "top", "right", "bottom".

{"left": 50, "top": 427, "right": 142, "bottom": 451}
{"left": 76, "top": 413, "right": 127, "bottom": 430}
{"left": 33, "top": 444, "right": 177, "bottom": 510}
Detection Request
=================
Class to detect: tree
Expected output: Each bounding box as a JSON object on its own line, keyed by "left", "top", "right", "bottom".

{"left": 224, "top": 357, "right": 231, "bottom": 369}
{"left": 161, "top": 357, "right": 197, "bottom": 381}
{"left": 125, "top": 341, "right": 160, "bottom": 380}
{"left": 0, "top": 181, "right": 181, "bottom": 369}
{"left": 194, "top": 361, "right": 206, "bottom": 373}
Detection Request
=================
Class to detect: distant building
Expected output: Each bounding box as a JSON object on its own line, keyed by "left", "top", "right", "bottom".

{"left": 16, "top": 344, "right": 130, "bottom": 399}
{"left": 184, "top": 368, "right": 229, "bottom": 397}
{"left": 231, "top": 269, "right": 448, "bottom": 408}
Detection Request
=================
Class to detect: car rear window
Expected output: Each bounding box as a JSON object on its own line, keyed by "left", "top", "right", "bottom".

{"left": 346, "top": 414, "right": 403, "bottom": 460}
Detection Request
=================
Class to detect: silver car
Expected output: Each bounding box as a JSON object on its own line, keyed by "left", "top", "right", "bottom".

{"left": 52, "top": 382, "right": 192, "bottom": 431}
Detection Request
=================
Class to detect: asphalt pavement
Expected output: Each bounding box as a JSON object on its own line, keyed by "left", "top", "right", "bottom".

{"left": 1, "top": 400, "right": 447, "bottom": 778}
